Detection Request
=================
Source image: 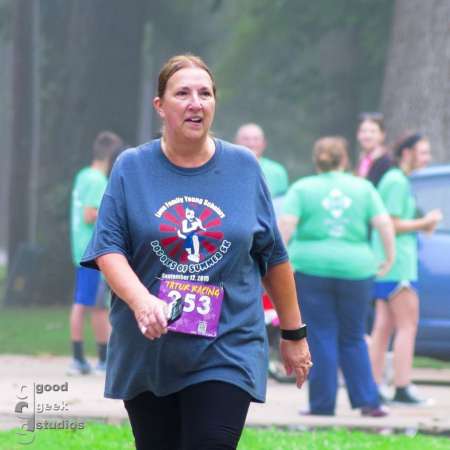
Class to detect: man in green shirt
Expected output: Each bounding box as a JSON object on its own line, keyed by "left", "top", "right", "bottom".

{"left": 68, "top": 131, "right": 123, "bottom": 375}
{"left": 235, "top": 123, "right": 288, "bottom": 197}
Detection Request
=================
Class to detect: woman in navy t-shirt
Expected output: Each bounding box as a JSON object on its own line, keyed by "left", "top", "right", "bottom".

{"left": 81, "top": 54, "right": 311, "bottom": 450}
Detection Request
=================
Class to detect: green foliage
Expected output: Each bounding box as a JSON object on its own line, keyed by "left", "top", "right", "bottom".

{"left": 1, "top": 424, "right": 450, "bottom": 450}
{"left": 214, "top": 0, "right": 394, "bottom": 179}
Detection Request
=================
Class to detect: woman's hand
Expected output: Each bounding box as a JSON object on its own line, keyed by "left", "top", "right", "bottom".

{"left": 96, "top": 253, "right": 169, "bottom": 340}
{"left": 134, "top": 295, "right": 169, "bottom": 340}
{"left": 279, "top": 339, "right": 312, "bottom": 389}
{"left": 377, "top": 258, "right": 394, "bottom": 277}
{"left": 422, "top": 209, "right": 443, "bottom": 234}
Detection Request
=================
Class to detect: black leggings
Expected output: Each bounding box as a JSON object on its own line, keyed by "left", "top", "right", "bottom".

{"left": 124, "top": 381, "right": 252, "bottom": 450}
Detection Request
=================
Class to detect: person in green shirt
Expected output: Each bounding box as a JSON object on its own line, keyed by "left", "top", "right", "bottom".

{"left": 68, "top": 130, "right": 123, "bottom": 375}
{"left": 370, "top": 132, "right": 442, "bottom": 405}
{"left": 235, "top": 123, "right": 288, "bottom": 198}
{"left": 279, "top": 136, "right": 395, "bottom": 417}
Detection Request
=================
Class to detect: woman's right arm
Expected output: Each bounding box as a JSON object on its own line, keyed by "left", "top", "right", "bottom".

{"left": 96, "top": 253, "right": 168, "bottom": 339}
{"left": 391, "top": 209, "right": 443, "bottom": 235}
{"left": 379, "top": 176, "right": 442, "bottom": 235}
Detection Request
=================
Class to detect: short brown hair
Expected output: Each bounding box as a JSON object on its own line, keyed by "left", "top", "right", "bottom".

{"left": 313, "top": 137, "right": 348, "bottom": 172}
{"left": 157, "top": 54, "right": 216, "bottom": 99}
{"left": 93, "top": 131, "right": 123, "bottom": 161}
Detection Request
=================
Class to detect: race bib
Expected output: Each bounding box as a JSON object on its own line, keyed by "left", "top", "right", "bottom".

{"left": 158, "top": 279, "right": 224, "bottom": 338}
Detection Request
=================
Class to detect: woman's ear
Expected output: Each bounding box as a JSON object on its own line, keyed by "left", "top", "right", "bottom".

{"left": 153, "top": 97, "right": 164, "bottom": 118}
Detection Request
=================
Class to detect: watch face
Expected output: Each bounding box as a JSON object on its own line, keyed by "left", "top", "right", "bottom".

{"left": 167, "top": 298, "right": 184, "bottom": 325}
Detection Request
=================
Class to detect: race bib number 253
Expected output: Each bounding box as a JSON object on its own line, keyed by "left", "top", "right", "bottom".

{"left": 158, "top": 279, "right": 224, "bottom": 338}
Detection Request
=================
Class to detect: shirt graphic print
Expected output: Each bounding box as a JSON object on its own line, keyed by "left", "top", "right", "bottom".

{"left": 322, "top": 188, "right": 352, "bottom": 238}
{"left": 151, "top": 195, "right": 231, "bottom": 275}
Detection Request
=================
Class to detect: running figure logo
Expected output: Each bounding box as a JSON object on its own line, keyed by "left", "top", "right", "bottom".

{"left": 153, "top": 196, "right": 228, "bottom": 269}
{"left": 177, "top": 207, "right": 206, "bottom": 263}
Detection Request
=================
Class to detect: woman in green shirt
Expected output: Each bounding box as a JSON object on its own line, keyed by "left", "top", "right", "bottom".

{"left": 279, "top": 137, "right": 395, "bottom": 417}
{"left": 370, "top": 133, "right": 442, "bottom": 405}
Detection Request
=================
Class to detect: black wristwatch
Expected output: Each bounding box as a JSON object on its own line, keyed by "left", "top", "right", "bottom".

{"left": 281, "top": 324, "right": 307, "bottom": 341}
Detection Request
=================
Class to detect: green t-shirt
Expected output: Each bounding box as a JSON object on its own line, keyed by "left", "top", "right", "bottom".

{"left": 283, "top": 171, "right": 386, "bottom": 279}
{"left": 372, "top": 167, "right": 417, "bottom": 281}
{"left": 259, "top": 156, "right": 289, "bottom": 198}
{"left": 70, "top": 166, "right": 108, "bottom": 266}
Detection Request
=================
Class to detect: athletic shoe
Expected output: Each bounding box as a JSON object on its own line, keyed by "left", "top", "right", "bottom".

{"left": 94, "top": 360, "right": 107, "bottom": 375}
{"left": 361, "top": 405, "right": 389, "bottom": 417}
{"left": 391, "top": 385, "right": 431, "bottom": 406}
{"left": 66, "top": 359, "right": 92, "bottom": 376}
{"left": 378, "top": 388, "right": 391, "bottom": 405}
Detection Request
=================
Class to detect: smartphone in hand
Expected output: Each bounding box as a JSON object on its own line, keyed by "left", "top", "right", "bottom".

{"left": 167, "top": 298, "right": 184, "bottom": 325}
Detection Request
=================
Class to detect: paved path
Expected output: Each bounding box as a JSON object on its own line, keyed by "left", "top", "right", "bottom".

{"left": 1, "top": 355, "right": 449, "bottom": 435}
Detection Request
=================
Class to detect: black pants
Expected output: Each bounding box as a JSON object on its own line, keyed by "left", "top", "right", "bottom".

{"left": 124, "top": 381, "right": 251, "bottom": 450}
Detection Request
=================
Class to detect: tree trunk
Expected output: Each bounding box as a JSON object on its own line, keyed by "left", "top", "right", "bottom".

{"left": 8, "top": 0, "right": 32, "bottom": 266}
{"left": 34, "top": 0, "right": 148, "bottom": 303}
{"left": 0, "top": 37, "right": 12, "bottom": 261}
{"left": 381, "top": 0, "right": 450, "bottom": 161}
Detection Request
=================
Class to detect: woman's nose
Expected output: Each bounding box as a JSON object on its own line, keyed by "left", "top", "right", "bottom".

{"left": 188, "top": 92, "right": 202, "bottom": 109}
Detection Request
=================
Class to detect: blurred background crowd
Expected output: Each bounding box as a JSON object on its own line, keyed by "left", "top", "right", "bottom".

{"left": 0, "top": 0, "right": 449, "bottom": 310}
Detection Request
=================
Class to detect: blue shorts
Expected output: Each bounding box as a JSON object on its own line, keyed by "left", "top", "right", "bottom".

{"left": 74, "top": 267, "right": 109, "bottom": 308}
{"left": 374, "top": 280, "right": 418, "bottom": 301}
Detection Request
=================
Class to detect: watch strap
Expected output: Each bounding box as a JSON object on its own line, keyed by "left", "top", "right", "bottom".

{"left": 281, "top": 325, "right": 307, "bottom": 341}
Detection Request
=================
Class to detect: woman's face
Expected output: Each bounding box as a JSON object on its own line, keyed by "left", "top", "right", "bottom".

{"left": 357, "top": 120, "right": 385, "bottom": 153}
{"left": 153, "top": 67, "right": 216, "bottom": 142}
{"left": 412, "top": 139, "right": 432, "bottom": 170}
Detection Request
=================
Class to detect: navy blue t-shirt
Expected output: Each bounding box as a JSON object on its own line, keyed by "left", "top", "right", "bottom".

{"left": 81, "top": 138, "right": 288, "bottom": 401}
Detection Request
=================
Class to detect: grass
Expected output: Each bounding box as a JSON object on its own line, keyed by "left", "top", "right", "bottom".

{"left": 0, "top": 422, "right": 133, "bottom": 450}
{"left": 0, "top": 424, "right": 449, "bottom": 450}
{"left": 413, "top": 356, "right": 450, "bottom": 370}
{"left": 240, "top": 428, "right": 450, "bottom": 450}
{"left": 0, "top": 306, "right": 97, "bottom": 356}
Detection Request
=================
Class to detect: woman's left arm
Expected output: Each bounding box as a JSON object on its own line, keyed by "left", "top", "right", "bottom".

{"left": 262, "top": 261, "right": 311, "bottom": 388}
